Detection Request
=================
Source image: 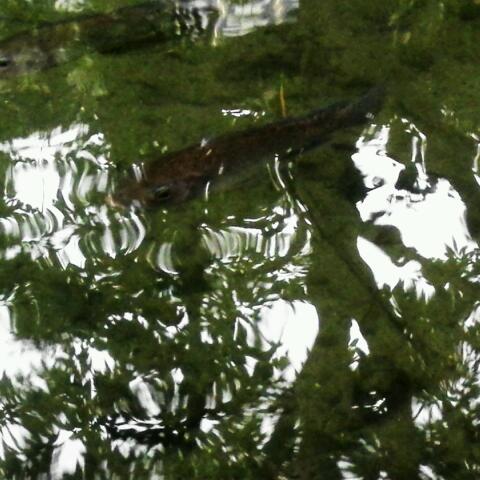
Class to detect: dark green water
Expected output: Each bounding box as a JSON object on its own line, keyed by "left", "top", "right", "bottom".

{"left": 0, "top": 0, "right": 479, "bottom": 478}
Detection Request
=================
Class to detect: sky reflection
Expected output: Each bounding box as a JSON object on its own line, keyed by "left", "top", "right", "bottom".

{"left": 56, "top": 0, "right": 300, "bottom": 39}
{"left": 354, "top": 123, "right": 477, "bottom": 265}
{"left": 0, "top": 124, "right": 148, "bottom": 266}
{"left": 0, "top": 124, "right": 109, "bottom": 211}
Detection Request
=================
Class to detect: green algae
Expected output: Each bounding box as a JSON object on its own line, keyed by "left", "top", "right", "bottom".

{"left": 0, "top": 1, "right": 479, "bottom": 478}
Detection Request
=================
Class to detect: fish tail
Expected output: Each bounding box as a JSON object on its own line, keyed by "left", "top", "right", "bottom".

{"left": 345, "top": 85, "right": 386, "bottom": 124}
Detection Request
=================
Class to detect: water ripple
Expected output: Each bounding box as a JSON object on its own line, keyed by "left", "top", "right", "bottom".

{"left": 0, "top": 123, "right": 150, "bottom": 265}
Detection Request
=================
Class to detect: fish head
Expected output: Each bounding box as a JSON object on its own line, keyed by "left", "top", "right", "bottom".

{"left": 109, "top": 174, "right": 208, "bottom": 209}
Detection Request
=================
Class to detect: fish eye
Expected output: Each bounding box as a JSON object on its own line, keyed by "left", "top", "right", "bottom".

{"left": 0, "top": 56, "right": 11, "bottom": 69}
{"left": 152, "top": 185, "right": 172, "bottom": 202}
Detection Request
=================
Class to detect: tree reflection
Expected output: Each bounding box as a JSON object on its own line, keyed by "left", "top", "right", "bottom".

{"left": 0, "top": 0, "right": 480, "bottom": 478}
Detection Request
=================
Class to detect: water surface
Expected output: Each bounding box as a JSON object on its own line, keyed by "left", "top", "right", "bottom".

{"left": 0, "top": 0, "right": 479, "bottom": 478}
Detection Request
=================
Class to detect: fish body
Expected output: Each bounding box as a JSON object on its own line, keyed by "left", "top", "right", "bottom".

{"left": 114, "top": 87, "right": 385, "bottom": 208}
{"left": 0, "top": 2, "right": 206, "bottom": 77}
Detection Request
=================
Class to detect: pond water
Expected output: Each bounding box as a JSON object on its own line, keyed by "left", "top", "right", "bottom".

{"left": 0, "top": 0, "right": 479, "bottom": 478}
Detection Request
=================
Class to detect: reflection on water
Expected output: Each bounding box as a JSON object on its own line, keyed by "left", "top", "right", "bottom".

{"left": 56, "top": 0, "right": 299, "bottom": 39}
{"left": 354, "top": 124, "right": 477, "bottom": 260}
{"left": 258, "top": 300, "right": 318, "bottom": 382}
{"left": 0, "top": 1, "right": 480, "bottom": 478}
{"left": 0, "top": 119, "right": 317, "bottom": 477}
{"left": 1, "top": 124, "right": 109, "bottom": 210}
{"left": 0, "top": 124, "right": 113, "bottom": 266}
{"left": 357, "top": 236, "right": 435, "bottom": 299}
{"left": 1, "top": 114, "right": 480, "bottom": 477}
{"left": 186, "top": 0, "right": 299, "bottom": 38}
{"left": 1, "top": 113, "right": 480, "bottom": 477}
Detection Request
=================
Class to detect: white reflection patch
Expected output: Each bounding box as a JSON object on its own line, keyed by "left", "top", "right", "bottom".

{"left": 50, "top": 430, "right": 86, "bottom": 480}
{"left": 0, "top": 421, "right": 30, "bottom": 460}
{"left": 373, "top": 180, "right": 474, "bottom": 259}
{"left": 259, "top": 300, "right": 318, "bottom": 382}
{"left": 55, "top": 0, "right": 85, "bottom": 10}
{"left": 148, "top": 242, "right": 178, "bottom": 275}
{"left": 412, "top": 397, "right": 442, "bottom": 427}
{"left": 0, "top": 124, "right": 108, "bottom": 210}
{"left": 354, "top": 125, "right": 477, "bottom": 260}
{"left": 0, "top": 304, "right": 52, "bottom": 390}
{"left": 221, "top": 108, "right": 265, "bottom": 118}
{"left": 337, "top": 456, "right": 362, "bottom": 480}
{"left": 7, "top": 161, "right": 60, "bottom": 210}
{"left": 357, "top": 237, "right": 435, "bottom": 300}
{"left": 348, "top": 319, "right": 369, "bottom": 371}
{"left": 194, "top": 0, "right": 299, "bottom": 39}
{"left": 419, "top": 464, "right": 443, "bottom": 480}
{"left": 89, "top": 347, "right": 115, "bottom": 374}
{"left": 472, "top": 135, "right": 480, "bottom": 187}
{"left": 353, "top": 125, "right": 404, "bottom": 189}
{"left": 0, "top": 124, "right": 117, "bottom": 266}
{"left": 202, "top": 209, "right": 305, "bottom": 261}
{"left": 129, "top": 377, "right": 161, "bottom": 416}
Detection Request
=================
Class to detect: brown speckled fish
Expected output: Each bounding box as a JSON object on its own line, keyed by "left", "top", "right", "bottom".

{"left": 112, "top": 87, "right": 385, "bottom": 208}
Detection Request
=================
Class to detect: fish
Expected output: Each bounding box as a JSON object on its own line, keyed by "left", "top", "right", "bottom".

{"left": 111, "top": 87, "right": 385, "bottom": 208}
{"left": 0, "top": 2, "right": 209, "bottom": 77}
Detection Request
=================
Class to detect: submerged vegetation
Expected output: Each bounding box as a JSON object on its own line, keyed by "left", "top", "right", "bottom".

{"left": 0, "top": 0, "right": 479, "bottom": 478}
